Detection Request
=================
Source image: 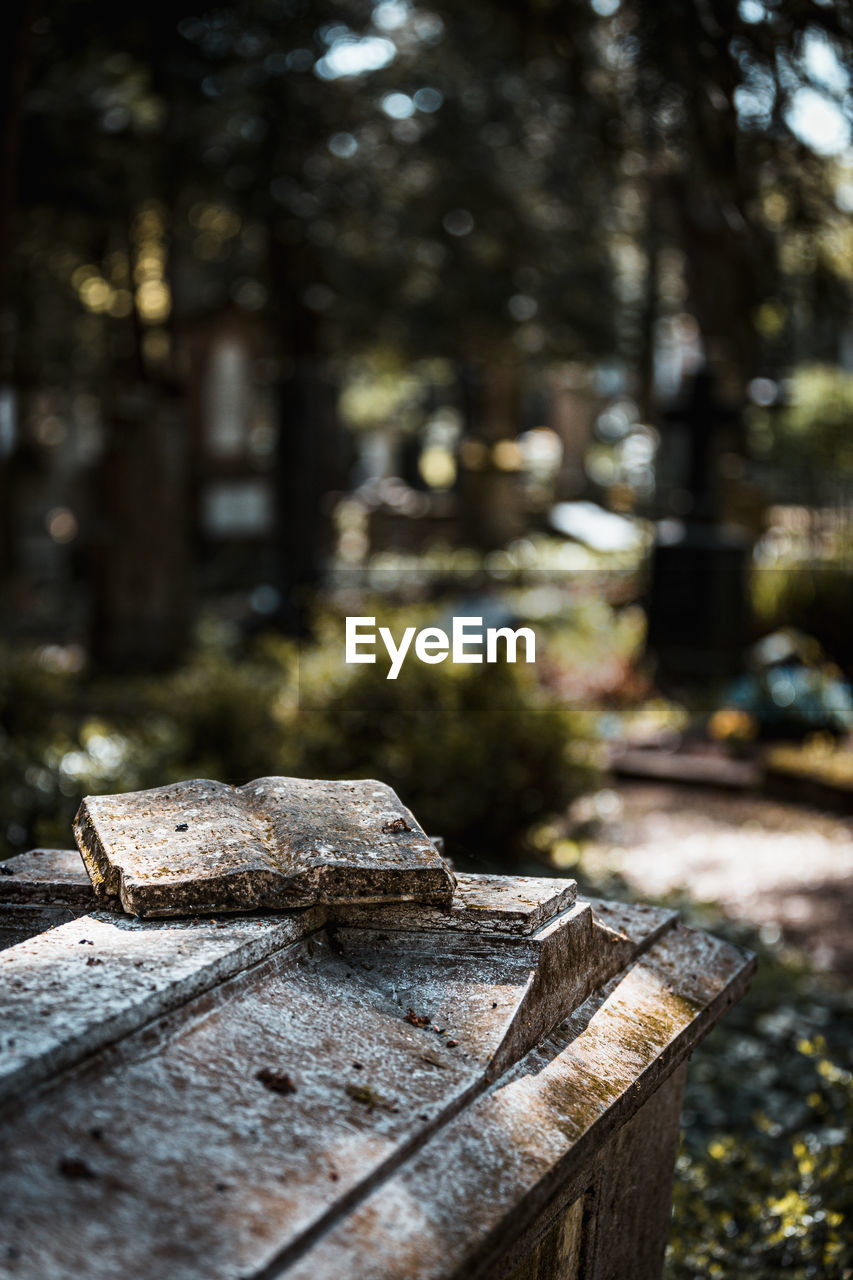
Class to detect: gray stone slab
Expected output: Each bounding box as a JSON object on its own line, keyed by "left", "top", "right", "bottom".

{"left": 332, "top": 902, "right": 597, "bottom": 1082}
{"left": 328, "top": 897, "right": 678, "bottom": 1085}
{"left": 282, "top": 928, "right": 755, "bottom": 1280}
{"left": 0, "top": 908, "right": 320, "bottom": 1105}
{"left": 2, "top": 858, "right": 575, "bottom": 941}
{"left": 0, "top": 903, "right": 91, "bottom": 952}
{"left": 579, "top": 1061, "right": 689, "bottom": 1280}
{"left": 331, "top": 873, "right": 577, "bottom": 937}
{"left": 0, "top": 895, "right": 704, "bottom": 1280}
{"left": 74, "top": 777, "right": 454, "bottom": 917}
{"left": 0, "top": 929, "right": 544, "bottom": 1279}
{"left": 0, "top": 848, "right": 95, "bottom": 907}
{"left": 0, "top": 893, "right": 591, "bottom": 1113}
{"left": 0, "top": 885, "right": 679, "bottom": 1115}
{"left": 584, "top": 898, "right": 680, "bottom": 982}
{"left": 0, "top": 874, "right": 665, "bottom": 1116}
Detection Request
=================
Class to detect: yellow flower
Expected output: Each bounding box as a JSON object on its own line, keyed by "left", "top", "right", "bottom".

{"left": 709, "top": 708, "right": 758, "bottom": 742}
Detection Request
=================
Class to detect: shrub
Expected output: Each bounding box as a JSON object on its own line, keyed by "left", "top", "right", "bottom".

{"left": 283, "top": 655, "right": 590, "bottom": 863}
{"left": 0, "top": 617, "right": 591, "bottom": 864}
{"left": 752, "top": 568, "right": 853, "bottom": 675}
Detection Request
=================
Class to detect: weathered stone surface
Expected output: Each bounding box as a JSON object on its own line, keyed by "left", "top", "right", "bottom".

{"left": 487, "top": 1061, "right": 689, "bottom": 1280}
{"left": 0, "top": 903, "right": 91, "bottom": 952}
{"left": 332, "top": 873, "right": 577, "bottom": 937}
{"left": 74, "top": 777, "right": 454, "bottom": 917}
{"left": 0, "top": 908, "right": 320, "bottom": 1105}
{"left": 579, "top": 1061, "right": 689, "bottom": 1280}
{"left": 0, "top": 765, "right": 756, "bottom": 1277}
{"left": 0, "top": 848, "right": 95, "bottom": 907}
{"left": 0, "top": 874, "right": 681, "bottom": 1120}
{"left": 0, "top": 891, "right": 754, "bottom": 1280}
{"left": 0, "top": 883, "right": 606, "bottom": 1112}
{"left": 0, "top": 859, "right": 572, "bottom": 939}
{"left": 0, "top": 854, "right": 95, "bottom": 951}
{"left": 282, "top": 928, "right": 754, "bottom": 1280}
{"left": 486, "top": 898, "right": 677, "bottom": 1081}
{"left": 331, "top": 901, "right": 600, "bottom": 1084}
{"left": 0, "top": 918, "right": 556, "bottom": 1278}
{"left": 504, "top": 1195, "right": 584, "bottom": 1280}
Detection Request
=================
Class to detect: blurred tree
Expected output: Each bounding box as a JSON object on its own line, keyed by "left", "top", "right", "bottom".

{"left": 11, "top": 0, "right": 853, "bottom": 405}
{"left": 9, "top": 0, "right": 624, "bottom": 605}
{"left": 0, "top": 0, "right": 36, "bottom": 581}
{"left": 528, "top": 0, "right": 853, "bottom": 392}
{"left": 3, "top": 0, "right": 852, "bottom": 659}
{"left": 10, "top": 6, "right": 205, "bottom": 665}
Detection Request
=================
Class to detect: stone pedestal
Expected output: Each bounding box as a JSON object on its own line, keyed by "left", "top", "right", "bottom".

{"left": 0, "top": 779, "right": 754, "bottom": 1280}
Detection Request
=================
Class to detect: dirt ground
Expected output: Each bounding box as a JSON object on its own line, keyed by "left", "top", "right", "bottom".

{"left": 581, "top": 783, "right": 853, "bottom": 980}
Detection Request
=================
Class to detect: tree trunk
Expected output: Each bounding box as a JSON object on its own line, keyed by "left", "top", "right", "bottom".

{"left": 90, "top": 389, "right": 191, "bottom": 670}
{"left": 0, "top": 0, "right": 36, "bottom": 581}
{"left": 274, "top": 362, "right": 343, "bottom": 633}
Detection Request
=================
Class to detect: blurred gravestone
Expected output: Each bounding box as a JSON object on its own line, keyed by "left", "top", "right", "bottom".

{"left": 647, "top": 369, "right": 751, "bottom": 683}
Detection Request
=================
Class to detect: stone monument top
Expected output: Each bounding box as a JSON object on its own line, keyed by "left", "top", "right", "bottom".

{"left": 0, "top": 774, "right": 755, "bottom": 1280}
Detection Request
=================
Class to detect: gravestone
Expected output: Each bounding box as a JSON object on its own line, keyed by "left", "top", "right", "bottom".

{"left": 0, "top": 777, "right": 754, "bottom": 1280}
{"left": 647, "top": 369, "right": 751, "bottom": 682}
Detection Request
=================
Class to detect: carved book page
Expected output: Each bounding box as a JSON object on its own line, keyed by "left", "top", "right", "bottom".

{"left": 74, "top": 777, "right": 453, "bottom": 917}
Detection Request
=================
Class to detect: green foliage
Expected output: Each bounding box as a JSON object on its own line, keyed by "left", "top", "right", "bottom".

{"left": 752, "top": 568, "right": 853, "bottom": 674}
{"left": 0, "top": 647, "right": 81, "bottom": 852}
{"left": 0, "top": 616, "right": 589, "bottom": 863}
{"left": 0, "top": 636, "right": 295, "bottom": 851}
{"left": 15, "top": 0, "right": 851, "bottom": 383}
{"left": 138, "top": 642, "right": 288, "bottom": 785}
{"left": 667, "top": 943, "right": 853, "bottom": 1279}
{"left": 752, "top": 366, "right": 853, "bottom": 476}
{"left": 284, "top": 655, "right": 589, "bottom": 863}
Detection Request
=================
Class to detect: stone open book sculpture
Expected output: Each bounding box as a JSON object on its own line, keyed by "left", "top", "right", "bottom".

{"left": 73, "top": 776, "right": 455, "bottom": 917}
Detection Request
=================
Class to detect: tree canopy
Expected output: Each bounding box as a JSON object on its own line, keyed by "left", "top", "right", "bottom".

{"left": 6, "top": 0, "right": 851, "bottom": 392}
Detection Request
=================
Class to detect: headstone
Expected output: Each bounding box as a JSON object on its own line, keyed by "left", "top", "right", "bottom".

{"left": 0, "top": 778, "right": 755, "bottom": 1280}
{"left": 457, "top": 359, "right": 525, "bottom": 550}
{"left": 647, "top": 369, "right": 751, "bottom": 681}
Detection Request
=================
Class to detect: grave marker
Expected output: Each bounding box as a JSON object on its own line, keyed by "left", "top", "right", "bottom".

{"left": 0, "top": 777, "right": 755, "bottom": 1279}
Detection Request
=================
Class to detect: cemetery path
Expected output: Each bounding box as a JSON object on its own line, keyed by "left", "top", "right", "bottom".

{"left": 581, "top": 783, "right": 853, "bottom": 980}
